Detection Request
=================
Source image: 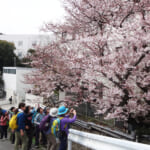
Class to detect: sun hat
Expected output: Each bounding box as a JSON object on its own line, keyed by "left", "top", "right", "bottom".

{"left": 49, "top": 108, "right": 58, "bottom": 117}
{"left": 58, "top": 106, "right": 68, "bottom": 116}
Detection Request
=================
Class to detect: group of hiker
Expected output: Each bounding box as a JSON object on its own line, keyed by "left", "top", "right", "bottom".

{"left": 0, "top": 103, "right": 77, "bottom": 150}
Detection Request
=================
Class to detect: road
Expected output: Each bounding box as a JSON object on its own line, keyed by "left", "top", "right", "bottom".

{"left": 0, "top": 139, "right": 14, "bottom": 150}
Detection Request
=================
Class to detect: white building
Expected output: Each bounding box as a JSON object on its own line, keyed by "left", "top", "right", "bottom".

{"left": 0, "top": 34, "right": 52, "bottom": 58}
{"left": 2, "top": 67, "right": 33, "bottom": 104}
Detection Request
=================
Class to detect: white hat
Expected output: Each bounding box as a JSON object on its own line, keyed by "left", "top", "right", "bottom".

{"left": 49, "top": 108, "right": 58, "bottom": 117}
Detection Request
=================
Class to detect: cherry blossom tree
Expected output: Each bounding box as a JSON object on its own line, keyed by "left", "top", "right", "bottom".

{"left": 26, "top": 0, "right": 150, "bottom": 130}
{"left": 25, "top": 41, "right": 86, "bottom": 106}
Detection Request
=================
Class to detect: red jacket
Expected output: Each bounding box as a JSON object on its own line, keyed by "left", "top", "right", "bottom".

{"left": 0, "top": 115, "right": 9, "bottom": 126}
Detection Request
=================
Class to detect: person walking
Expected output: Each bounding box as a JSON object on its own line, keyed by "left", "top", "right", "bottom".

{"left": 14, "top": 103, "right": 27, "bottom": 150}
{"left": 0, "top": 111, "right": 9, "bottom": 140}
{"left": 57, "top": 106, "right": 77, "bottom": 150}
{"left": 46, "top": 108, "right": 58, "bottom": 150}
{"left": 34, "top": 107, "right": 46, "bottom": 148}
{"left": 9, "top": 96, "right": 13, "bottom": 104}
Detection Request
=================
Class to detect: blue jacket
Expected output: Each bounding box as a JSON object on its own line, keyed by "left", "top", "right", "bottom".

{"left": 34, "top": 113, "right": 45, "bottom": 125}
{"left": 16, "top": 112, "right": 26, "bottom": 132}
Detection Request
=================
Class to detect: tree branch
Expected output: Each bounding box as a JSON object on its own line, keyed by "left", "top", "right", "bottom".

{"left": 124, "top": 53, "right": 146, "bottom": 80}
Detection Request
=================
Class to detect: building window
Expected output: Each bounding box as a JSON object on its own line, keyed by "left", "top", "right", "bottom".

{"left": 18, "top": 52, "right": 22, "bottom": 57}
{"left": 32, "top": 41, "right": 37, "bottom": 47}
{"left": 18, "top": 41, "right": 23, "bottom": 46}
{"left": 3, "top": 69, "right": 16, "bottom": 74}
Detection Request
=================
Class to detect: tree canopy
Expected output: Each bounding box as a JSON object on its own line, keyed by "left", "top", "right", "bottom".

{"left": 0, "top": 40, "right": 20, "bottom": 73}
{"left": 26, "top": 0, "right": 150, "bottom": 126}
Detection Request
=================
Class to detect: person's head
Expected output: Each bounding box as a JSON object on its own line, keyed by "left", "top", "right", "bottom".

{"left": 58, "top": 106, "right": 68, "bottom": 116}
{"left": 37, "top": 107, "right": 43, "bottom": 114}
{"left": 24, "top": 106, "right": 31, "bottom": 114}
{"left": 14, "top": 108, "right": 18, "bottom": 115}
{"left": 18, "top": 103, "right": 26, "bottom": 111}
{"left": 44, "top": 107, "right": 50, "bottom": 115}
{"left": 1, "top": 111, "right": 8, "bottom": 117}
{"left": 49, "top": 108, "right": 58, "bottom": 117}
{"left": 10, "top": 107, "right": 15, "bottom": 112}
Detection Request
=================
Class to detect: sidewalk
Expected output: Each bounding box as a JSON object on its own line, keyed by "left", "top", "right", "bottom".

{"left": 0, "top": 139, "right": 14, "bottom": 150}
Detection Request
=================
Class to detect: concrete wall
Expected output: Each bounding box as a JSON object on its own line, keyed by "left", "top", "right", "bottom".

{"left": 16, "top": 68, "right": 32, "bottom": 103}
{"left": 3, "top": 67, "right": 32, "bottom": 104}
{"left": 3, "top": 72, "right": 16, "bottom": 100}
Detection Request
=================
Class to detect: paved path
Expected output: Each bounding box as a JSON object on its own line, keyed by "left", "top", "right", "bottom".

{"left": 0, "top": 139, "right": 14, "bottom": 150}
{"left": 0, "top": 103, "right": 17, "bottom": 110}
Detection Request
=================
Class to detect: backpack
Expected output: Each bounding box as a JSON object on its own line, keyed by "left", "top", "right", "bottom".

{"left": 9, "top": 113, "right": 19, "bottom": 130}
{"left": 51, "top": 117, "right": 67, "bottom": 138}
{"left": 39, "top": 115, "right": 51, "bottom": 132}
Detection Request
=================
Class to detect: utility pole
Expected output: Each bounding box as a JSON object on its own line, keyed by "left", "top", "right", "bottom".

{"left": 14, "top": 57, "right": 16, "bottom": 67}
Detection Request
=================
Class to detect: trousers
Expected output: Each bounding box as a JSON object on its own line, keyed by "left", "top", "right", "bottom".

{"left": 14, "top": 131, "right": 27, "bottom": 150}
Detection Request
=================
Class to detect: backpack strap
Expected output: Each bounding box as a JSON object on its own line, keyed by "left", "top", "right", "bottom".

{"left": 53, "top": 118, "right": 60, "bottom": 137}
{"left": 58, "top": 117, "right": 68, "bottom": 130}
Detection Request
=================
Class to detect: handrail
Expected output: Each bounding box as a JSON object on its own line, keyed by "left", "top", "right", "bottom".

{"left": 73, "top": 119, "right": 135, "bottom": 141}
{"left": 68, "top": 129, "right": 150, "bottom": 150}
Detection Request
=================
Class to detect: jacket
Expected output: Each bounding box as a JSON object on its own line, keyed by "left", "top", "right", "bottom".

{"left": 60, "top": 115, "right": 76, "bottom": 135}
{"left": 16, "top": 112, "right": 26, "bottom": 132}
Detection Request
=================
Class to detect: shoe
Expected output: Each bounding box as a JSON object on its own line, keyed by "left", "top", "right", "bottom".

{"left": 2, "top": 138, "right": 5, "bottom": 141}
{"left": 5, "top": 138, "right": 8, "bottom": 140}
{"left": 34, "top": 145, "right": 39, "bottom": 148}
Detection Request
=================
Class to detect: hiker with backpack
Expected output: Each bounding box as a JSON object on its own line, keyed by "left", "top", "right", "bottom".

{"left": 57, "top": 106, "right": 77, "bottom": 150}
{"left": 34, "top": 107, "right": 46, "bottom": 148}
{"left": 9, "top": 108, "right": 18, "bottom": 144}
{"left": 9, "top": 107, "right": 16, "bottom": 120}
{"left": 14, "top": 103, "right": 27, "bottom": 150}
{"left": 24, "top": 106, "right": 34, "bottom": 150}
{"left": 40, "top": 107, "right": 59, "bottom": 150}
{"left": 0, "top": 110, "right": 9, "bottom": 140}
{"left": 0, "top": 108, "right": 7, "bottom": 138}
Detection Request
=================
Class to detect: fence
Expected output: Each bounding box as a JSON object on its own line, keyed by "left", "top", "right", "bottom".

{"left": 73, "top": 119, "right": 135, "bottom": 141}
{"left": 68, "top": 129, "right": 150, "bottom": 150}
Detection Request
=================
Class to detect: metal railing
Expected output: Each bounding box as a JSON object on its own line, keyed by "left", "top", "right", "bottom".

{"left": 68, "top": 129, "right": 150, "bottom": 150}
{"left": 73, "top": 119, "right": 135, "bottom": 141}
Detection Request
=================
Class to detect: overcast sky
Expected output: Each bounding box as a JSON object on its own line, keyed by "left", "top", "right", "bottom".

{"left": 0, "top": 0, "right": 65, "bottom": 34}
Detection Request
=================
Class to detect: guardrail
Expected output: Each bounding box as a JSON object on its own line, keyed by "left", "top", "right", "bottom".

{"left": 68, "top": 129, "right": 150, "bottom": 150}
{"left": 73, "top": 119, "right": 135, "bottom": 141}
